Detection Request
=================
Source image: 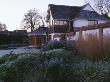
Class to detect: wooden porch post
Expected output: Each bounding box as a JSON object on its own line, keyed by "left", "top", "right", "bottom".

{"left": 99, "top": 27, "right": 104, "bottom": 56}
{"left": 33, "top": 36, "right": 35, "bottom": 45}
{"left": 79, "top": 29, "right": 82, "bottom": 41}
{"left": 33, "top": 36, "right": 34, "bottom": 45}
{"left": 35, "top": 36, "right": 37, "bottom": 46}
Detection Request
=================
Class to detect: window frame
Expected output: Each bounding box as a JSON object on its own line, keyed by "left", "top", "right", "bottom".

{"left": 88, "top": 20, "right": 98, "bottom": 26}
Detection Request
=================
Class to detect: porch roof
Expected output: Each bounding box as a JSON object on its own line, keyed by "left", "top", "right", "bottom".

{"left": 28, "top": 26, "right": 48, "bottom": 36}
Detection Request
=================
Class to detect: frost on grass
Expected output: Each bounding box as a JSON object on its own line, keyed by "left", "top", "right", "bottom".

{"left": 0, "top": 44, "right": 110, "bottom": 82}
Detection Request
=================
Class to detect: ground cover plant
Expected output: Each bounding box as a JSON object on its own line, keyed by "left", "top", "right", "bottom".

{"left": 0, "top": 40, "right": 110, "bottom": 82}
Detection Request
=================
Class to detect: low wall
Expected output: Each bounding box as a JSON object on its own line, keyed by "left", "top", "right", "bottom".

{"left": 73, "top": 21, "right": 110, "bottom": 41}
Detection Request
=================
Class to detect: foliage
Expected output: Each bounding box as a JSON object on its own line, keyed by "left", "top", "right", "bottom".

{"left": 41, "top": 41, "right": 66, "bottom": 51}
{"left": 1, "top": 47, "right": 110, "bottom": 82}
{"left": 0, "top": 23, "right": 7, "bottom": 31}
{"left": 41, "top": 40, "right": 76, "bottom": 51}
{"left": 0, "top": 48, "right": 79, "bottom": 82}
{"left": 90, "top": 0, "right": 110, "bottom": 16}
{"left": 65, "top": 41, "right": 76, "bottom": 50}
{"left": 0, "top": 64, "right": 17, "bottom": 82}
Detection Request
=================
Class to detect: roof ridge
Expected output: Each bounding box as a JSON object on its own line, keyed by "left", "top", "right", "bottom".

{"left": 49, "top": 4, "right": 81, "bottom": 8}
{"left": 48, "top": 3, "right": 105, "bottom": 20}
{"left": 81, "top": 3, "right": 89, "bottom": 8}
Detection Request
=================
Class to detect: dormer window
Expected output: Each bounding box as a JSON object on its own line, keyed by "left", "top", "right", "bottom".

{"left": 88, "top": 20, "right": 98, "bottom": 26}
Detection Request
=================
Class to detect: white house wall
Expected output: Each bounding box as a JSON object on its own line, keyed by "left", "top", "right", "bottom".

{"left": 83, "top": 4, "right": 94, "bottom": 11}
{"left": 103, "top": 28, "right": 110, "bottom": 36}
{"left": 50, "top": 15, "right": 53, "bottom": 25}
{"left": 73, "top": 19, "right": 88, "bottom": 27}
{"left": 73, "top": 19, "right": 106, "bottom": 27}
{"left": 49, "top": 10, "right": 53, "bottom": 26}
{"left": 98, "top": 20, "right": 106, "bottom": 24}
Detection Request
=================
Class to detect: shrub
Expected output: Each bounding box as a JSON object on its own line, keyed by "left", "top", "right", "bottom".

{"left": 36, "top": 49, "right": 80, "bottom": 82}
{"left": 41, "top": 40, "right": 77, "bottom": 51}
{"left": 41, "top": 40, "right": 66, "bottom": 51}
{"left": 37, "top": 49, "right": 110, "bottom": 82}
{"left": 0, "top": 64, "right": 17, "bottom": 82}
{"left": 1, "top": 47, "right": 110, "bottom": 82}
{"left": 71, "top": 60, "right": 109, "bottom": 82}
{"left": 0, "top": 52, "right": 19, "bottom": 64}
{"left": 65, "top": 40, "right": 77, "bottom": 51}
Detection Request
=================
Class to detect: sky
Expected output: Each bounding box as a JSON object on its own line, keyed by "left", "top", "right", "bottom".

{"left": 0, "top": 0, "right": 86, "bottom": 31}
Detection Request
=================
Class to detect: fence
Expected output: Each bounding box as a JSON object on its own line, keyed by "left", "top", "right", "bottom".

{"left": 71, "top": 21, "right": 110, "bottom": 59}
{"left": 74, "top": 21, "right": 110, "bottom": 40}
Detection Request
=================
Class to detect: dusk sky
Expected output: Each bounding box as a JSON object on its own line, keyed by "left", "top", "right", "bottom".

{"left": 0, "top": 0, "right": 86, "bottom": 31}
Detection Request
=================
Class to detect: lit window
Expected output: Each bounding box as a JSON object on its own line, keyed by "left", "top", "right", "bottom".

{"left": 88, "top": 20, "right": 98, "bottom": 26}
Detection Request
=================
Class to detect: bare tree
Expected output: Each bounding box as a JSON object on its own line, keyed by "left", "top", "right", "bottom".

{"left": 0, "top": 23, "right": 7, "bottom": 31}
{"left": 93, "top": 0, "right": 110, "bottom": 15}
{"left": 22, "top": 8, "right": 42, "bottom": 32}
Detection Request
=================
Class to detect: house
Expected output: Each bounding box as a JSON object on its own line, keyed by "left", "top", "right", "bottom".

{"left": 28, "top": 26, "right": 49, "bottom": 47}
{"left": 46, "top": 3, "right": 107, "bottom": 41}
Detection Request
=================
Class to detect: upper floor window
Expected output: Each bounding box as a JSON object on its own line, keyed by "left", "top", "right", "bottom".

{"left": 54, "top": 20, "right": 68, "bottom": 25}
{"left": 88, "top": 20, "right": 98, "bottom": 26}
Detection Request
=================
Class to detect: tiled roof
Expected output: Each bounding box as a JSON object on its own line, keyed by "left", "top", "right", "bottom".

{"left": 48, "top": 4, "right": 106, "bottom": 20}
{"left": 28, "top": 27, "right": 48, "bottom": 36}
{"left": 77, "top": 10, "right": 106, "bottom": 20}
{"left": 49, "top": 4, "right": 81, "bottom": 19}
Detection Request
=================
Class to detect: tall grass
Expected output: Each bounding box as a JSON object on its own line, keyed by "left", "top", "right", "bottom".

{"left": 103, "top": 34, "right": 110, "bottom": 57}
{"left": 76, "top": 34, "right": 110, "bottom": 60}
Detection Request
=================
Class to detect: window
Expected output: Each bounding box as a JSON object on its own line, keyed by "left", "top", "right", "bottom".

{"left": 54, "top": 20, "right": 67, "bottom": 25}
{"left": 59, "top": 21, "right": 64, "bottom": 25}
{"left": 63, "top": 21, "right": 68, "bottom": 25}
{"left": 88, "top": 20, "right": 98, "bottom": 26}
{"left": 55, "top": 20, "right": 59, "bottom": 25}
